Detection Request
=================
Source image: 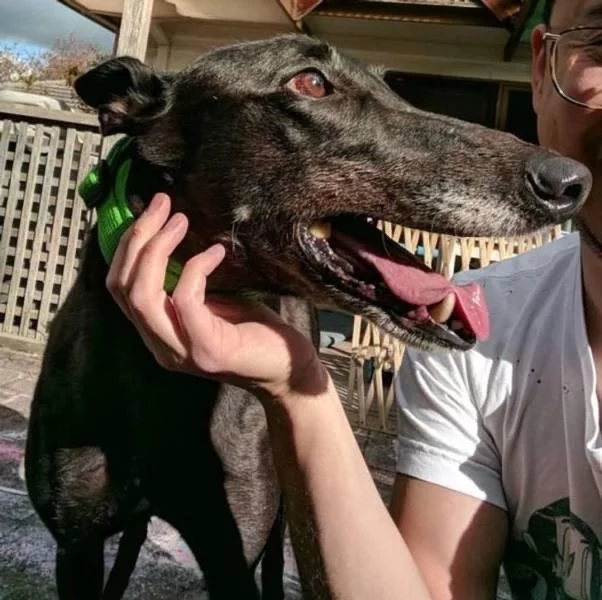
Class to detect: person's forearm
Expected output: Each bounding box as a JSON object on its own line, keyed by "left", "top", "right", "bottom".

{"left": 263, "top": 372, "right": 431, "bottom": 600}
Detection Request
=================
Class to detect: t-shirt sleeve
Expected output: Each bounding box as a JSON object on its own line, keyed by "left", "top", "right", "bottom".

{"left": 395, "top": 347, "right": 507, "bottom": 511}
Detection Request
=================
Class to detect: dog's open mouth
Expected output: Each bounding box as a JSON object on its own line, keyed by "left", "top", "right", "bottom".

{"left": 298, "top": 216, "right": 489, "bottom": 349}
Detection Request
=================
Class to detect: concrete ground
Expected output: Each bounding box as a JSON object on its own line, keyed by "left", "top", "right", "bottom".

{"left": 0, "top": 344, "right": 398, "bottom": 599}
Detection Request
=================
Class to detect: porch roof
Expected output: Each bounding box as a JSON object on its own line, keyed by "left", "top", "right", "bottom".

{"left": 57, "top": 0, "right": 543, "bottom": 32}
{"left": 57, "top": 0, "right": 545, "bottom": 79}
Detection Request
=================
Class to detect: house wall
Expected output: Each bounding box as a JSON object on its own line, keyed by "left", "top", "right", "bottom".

{"left": 309, "top": 18, "right": 532, "bottom": 83}
{"left": 145, "top": 21, "right": 297, "bottom": 71}
{"left": 145, "top": 17, "right": 532, "bottom": 84}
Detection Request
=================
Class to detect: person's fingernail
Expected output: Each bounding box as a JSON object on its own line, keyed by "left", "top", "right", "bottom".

{"left": 149, "top": 193, "right": 168, "bottom": 213}
{"left": 164, "top": 213, "right": 186, "bottom": 233}
{"left": 205, "top": 244, "right": 225, "bottom": 258}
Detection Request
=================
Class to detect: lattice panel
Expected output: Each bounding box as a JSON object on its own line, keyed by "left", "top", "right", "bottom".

{"left": 0, "top": 117, "right": 106, "bottom": 345}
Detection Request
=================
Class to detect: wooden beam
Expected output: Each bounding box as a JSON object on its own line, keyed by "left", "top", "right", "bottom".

{"left": 150, "top": 22, "right": 169, "bottom": 45}
{"left": 503, "top": 0, "right": 537, "bottom": 61}
{"left": 154, "top": 45, "right": 171, "bottom": 70}
{"left": 116, "top": 0, "right": 154, "bottom": 60}
{"left": 277, "top": 0, "right": 324, "bottom": 21}
{"left": 149, "top": 21, "right": 170, "bottom": 70}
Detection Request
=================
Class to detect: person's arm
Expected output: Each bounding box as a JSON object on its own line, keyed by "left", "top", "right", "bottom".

{"left": 106, "top": 193, "right": 431, "bottom": 600}
{"left": 390, "top": 475, "right": 507, "bottom": 600}
{"left": 265, "top": 376, "right": 431, "bottom": 600}
{"left": 391, "top": 347, "right": 510, "bottom": 600}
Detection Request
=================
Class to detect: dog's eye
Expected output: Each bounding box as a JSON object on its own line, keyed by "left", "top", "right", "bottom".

{"left": 286, "top": 70, "right": 332, "bottom": 98}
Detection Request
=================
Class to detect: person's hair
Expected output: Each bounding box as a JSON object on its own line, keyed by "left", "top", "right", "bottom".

{"left": 542, "top": 0, "right": 555, "bottom": 25}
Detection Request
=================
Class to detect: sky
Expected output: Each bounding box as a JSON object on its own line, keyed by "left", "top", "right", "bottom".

{"left": 0, "top": 0, "right": 114, "bottom": 56}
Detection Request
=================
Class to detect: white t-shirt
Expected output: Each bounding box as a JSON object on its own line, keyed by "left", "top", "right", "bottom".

{"left": 396, "top": 232, "right": 602, "bottom": 600}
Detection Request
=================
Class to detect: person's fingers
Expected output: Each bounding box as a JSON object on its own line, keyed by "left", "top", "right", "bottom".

{"left": 170, "top": 244, "right": 227, "bottom": 372}
{"left": 127, "top": 212, "right": 189, "bottom": 309}
{"left": 125, "top": 212, "right": 190, "bottom": 358}
{"left": 173, "top": 244, "right": 225, "bottom": 304}
{"left": 206, "top": 295, "right": 280, "bottom": 326}
{"left": 106, "top": 193, "right": 171, "bottom": 319}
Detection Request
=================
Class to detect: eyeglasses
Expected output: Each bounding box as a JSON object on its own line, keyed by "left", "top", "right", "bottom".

{"left": 544, "top": 26, "right": 602, "bottom": 110}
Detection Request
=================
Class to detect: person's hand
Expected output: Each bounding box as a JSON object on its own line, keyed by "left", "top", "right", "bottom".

{"left": 106, "top": 192, "right": 328, "bottom": 400}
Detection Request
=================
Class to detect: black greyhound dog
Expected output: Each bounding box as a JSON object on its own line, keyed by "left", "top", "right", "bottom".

{"left": 25, "top": 34, "right": 590, "bottom": 599}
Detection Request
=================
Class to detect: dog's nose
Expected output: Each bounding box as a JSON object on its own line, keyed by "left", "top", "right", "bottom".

{"left": 525, "top": 154, "right": 591, "bottom": 219}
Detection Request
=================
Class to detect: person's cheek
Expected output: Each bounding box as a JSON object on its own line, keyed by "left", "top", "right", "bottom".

{"left": 547, "top": 102, "right": 596, "bottom": 165}
{"left": 571, "top": 113, "right": 602, "bottom": 175}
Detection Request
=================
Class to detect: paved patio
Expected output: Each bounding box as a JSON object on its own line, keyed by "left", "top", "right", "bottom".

{"left": 0, "top": 344, "right": 398, "bottom": 599}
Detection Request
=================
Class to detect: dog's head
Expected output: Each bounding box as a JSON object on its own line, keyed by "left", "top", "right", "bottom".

{"left": 75, "top": 34, "right": 590, "bottom": 351}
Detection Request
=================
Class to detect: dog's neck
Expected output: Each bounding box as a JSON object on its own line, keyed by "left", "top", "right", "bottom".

{"left": 90, "top": 140, "right": 289, "bottom": 301}
{"left": 79, "top": 138, "right": 183, "bottom": 291}
{"left": 126, "top": 147, "right": 176, "bottom": 216}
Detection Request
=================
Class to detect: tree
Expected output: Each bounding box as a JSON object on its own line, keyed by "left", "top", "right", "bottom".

{"left": 0, "top": 35, "right": 108, "bottom": 87}
{"left": 0, "top": 43, "right": 44, "bottom": 88}
{"left": 0, "top": 36, "right": 108, "bottom": 111}
{"left": 39, "top": 35, "right": 108, "bottom": 86}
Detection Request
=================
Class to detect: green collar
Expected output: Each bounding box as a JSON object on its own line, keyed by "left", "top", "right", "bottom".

{"left": 78, "top": 137, "right": 182, "bottom": 293}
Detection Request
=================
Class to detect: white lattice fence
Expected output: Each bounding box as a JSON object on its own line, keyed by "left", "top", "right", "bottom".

{"left": 0, "top": 104, "right": 109, "bottom": 351}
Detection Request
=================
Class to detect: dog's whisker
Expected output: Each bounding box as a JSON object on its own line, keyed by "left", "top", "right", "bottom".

{"left": 230, "top": 221, "right": 239, "bottom": 257}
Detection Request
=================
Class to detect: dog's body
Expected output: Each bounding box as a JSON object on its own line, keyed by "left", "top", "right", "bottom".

{"left": 25, "top": 34, "right": 589, "bottom": 599}
{"left": 27, "top": 240, "right": 310, "bottom": 598}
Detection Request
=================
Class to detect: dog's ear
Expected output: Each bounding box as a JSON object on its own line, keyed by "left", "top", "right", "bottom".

{"left": 74, "top": 56, "right": 170, "bottom": 136}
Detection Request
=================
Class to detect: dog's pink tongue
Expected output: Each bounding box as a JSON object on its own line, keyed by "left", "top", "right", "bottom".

{"left": 453, "top": 283, "right": 490, "bottom": 341}
{"left": 355, "top": 248, "right": 490, "bottom": 341}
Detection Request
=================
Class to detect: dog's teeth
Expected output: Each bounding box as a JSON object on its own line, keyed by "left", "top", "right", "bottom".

{"left": 309, "top": 220, "right": 331, "bottom": 239}
{"left": 450, "top": 319, "right": 464, "bottom": 332}
{"left": 429, "top": 293, "right": 455, "bottom": 323}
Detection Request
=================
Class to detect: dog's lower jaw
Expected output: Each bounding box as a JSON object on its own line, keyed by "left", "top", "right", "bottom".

{"left": 360, "top": 306, "right": 469, "bottom": 352}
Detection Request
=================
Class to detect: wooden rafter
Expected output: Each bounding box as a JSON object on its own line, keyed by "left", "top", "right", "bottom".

{"left": 503, "top": 0, "right": 537, "bottom": 60}
{"left": 277, "top": 0, "right": 324, "bottom": 21}
{"left": 480, "top": 0, "right": 523, "bottom": 23}
{"left": 56, "top": 0, "right": 118, "bottom": 32}
{"left": 299, "top": 1, "right": 504, "bottom": 28}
